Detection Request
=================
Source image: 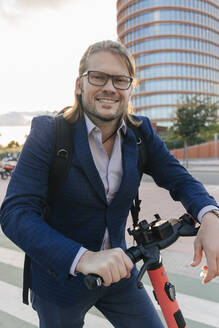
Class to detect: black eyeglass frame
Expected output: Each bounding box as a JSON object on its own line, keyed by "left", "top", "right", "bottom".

{"left": 81, "top": 70, "right": 133, "bottom": 90}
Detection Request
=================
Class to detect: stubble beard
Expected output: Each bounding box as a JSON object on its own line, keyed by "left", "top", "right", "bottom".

{"left": 83, "top": 100, "right": 127, "bottom": 123}
{"left": 85, "top": 110, "right": 119, "bottom": 122}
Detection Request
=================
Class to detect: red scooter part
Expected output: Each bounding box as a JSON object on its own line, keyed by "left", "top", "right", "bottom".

{"left": 148, "top": 263, "right": 186, "bottom": 328}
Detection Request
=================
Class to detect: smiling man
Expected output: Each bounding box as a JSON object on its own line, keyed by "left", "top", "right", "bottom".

{"left": 1, "top": 40, "right": 219, "bottom": 328}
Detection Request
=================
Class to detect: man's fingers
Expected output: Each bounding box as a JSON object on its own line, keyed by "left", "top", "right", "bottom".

{"left": 103, "top": 267, "right": 115, "bottom": 287}
{"left": 125, "top": 272, "right": 131, "bottom": 279}
{"left": 76, "top": 248, "right": 133, "bottom": 287}
{"left": 109, "top": 251, "right": 133, "bottom": 283}
{"left": 191, "top": 237, "right": 203, "bottom": 267}
{"left": 97, "top": 248, "right": 133, "bottom": 286}
{"left": 122, "top": 251, "right": 134, "bottom": 272}
{"left": 191, "top": 213, "right": 219, "bottom": 284}
{"left": 108, "top": 262, "right": 126, "bottom": 285}
{"left": 202, "top": 250, "right": 218, "bottom": 284}
{"left": 199, "top": 248, "right": 219, "bottom": 284}
{"left": 117, "top": 260, "right": 130, "bottom": 279}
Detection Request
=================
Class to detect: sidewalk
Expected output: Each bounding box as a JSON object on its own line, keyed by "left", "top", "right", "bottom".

{"left": 179, "top": 158, "right": 219, "bottom": 172}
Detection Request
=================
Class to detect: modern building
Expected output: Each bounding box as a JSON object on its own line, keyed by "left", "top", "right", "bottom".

{"left": 117, "top": 0, "right": 219, "bottom": 126}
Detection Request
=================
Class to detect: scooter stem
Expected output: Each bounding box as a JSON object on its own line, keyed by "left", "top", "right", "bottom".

{"left": 147, "top": 262, "right": 187, "bottom": 328}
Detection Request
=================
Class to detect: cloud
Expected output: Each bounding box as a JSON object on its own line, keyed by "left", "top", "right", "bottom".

{"left": 15, "top": 0, "right": 72, "bottom": 10}
{"left": 0, "top": 0, "right": 72, "bottom": 20}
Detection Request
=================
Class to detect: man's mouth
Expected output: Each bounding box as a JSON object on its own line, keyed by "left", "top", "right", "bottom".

{"left": 96, "top": 97, "right": 119, "bottom": 104}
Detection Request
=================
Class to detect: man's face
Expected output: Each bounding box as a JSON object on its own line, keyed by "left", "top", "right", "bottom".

{"left": 76, "top": 51, "right": 133, "bottom": 125}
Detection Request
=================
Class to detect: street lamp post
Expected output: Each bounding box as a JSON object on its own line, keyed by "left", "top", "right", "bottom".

{"left": 214, "top": 133, "right": 218, "bottom": 158}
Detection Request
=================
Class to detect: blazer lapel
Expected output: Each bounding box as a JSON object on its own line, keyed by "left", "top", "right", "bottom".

{"left": 73, "top": 118, "right": 107, "bottom": 204}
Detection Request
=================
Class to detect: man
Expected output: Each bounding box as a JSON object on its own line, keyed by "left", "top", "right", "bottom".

{"left": 0, "top": 40, "right": 219, "bottom": 328}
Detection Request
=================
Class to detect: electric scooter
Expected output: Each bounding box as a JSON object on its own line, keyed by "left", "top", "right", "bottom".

{"left": 0, "top": 168, "right": 10, "bottom": 180}
{"left": 84, "top": 213, "right": 199, "bottom": 328}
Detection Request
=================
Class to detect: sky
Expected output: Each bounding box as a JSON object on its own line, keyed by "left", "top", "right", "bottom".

{"left": 0, "top": 0, "right": 117, "bottom": 114}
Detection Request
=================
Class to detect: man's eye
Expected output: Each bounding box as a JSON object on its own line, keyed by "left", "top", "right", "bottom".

{"left": 92, "top": 74, "right": 105, "bottom": 80}
{"left": 115, "top": 77, "right": 128, "bottom": 83}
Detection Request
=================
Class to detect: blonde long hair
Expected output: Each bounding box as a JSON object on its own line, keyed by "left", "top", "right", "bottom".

{"left": 64, "top": 40, "right": 141, "bottom": 126}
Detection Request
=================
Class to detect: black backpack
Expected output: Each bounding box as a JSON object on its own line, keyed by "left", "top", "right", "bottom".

{"left": 23, "top": 113, "right": 147, "bottom": 305}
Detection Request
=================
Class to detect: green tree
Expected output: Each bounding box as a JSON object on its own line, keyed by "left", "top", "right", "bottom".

{"left": 199, "top": 123, "right": 219, "bottom": 140}
{"left": 7, "top": 140, "right": 20, "bottom": 149}
{"left": 173, "top": 95, "right": 218, "bottom": 168}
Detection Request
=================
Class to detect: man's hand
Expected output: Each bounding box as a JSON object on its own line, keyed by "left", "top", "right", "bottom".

{"left": 191, "top": 212, "right": 219, "bottom": 284}
{"left": 76, "top": 248, "right": 133, "bottom": 286}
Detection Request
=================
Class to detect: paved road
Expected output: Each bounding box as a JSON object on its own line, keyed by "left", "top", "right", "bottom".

{"left": 189, "top": 171, "right": 219, "bottom": 186}
{"left": 143, "top": 170, "right": 219, "bottom": 186}
{"left": 0, "top": 177, "right": 219, "bottom": 327}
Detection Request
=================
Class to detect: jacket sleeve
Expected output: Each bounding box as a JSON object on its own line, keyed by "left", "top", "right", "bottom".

{"left": 0, "top": 116, "right": 82, "bottom": 282}
{"left": 140, "top": 117, "right": 219, "bottom": 219}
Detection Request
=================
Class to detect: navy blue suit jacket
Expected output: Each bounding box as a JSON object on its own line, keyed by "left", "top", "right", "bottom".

{"left": 0, "top": 115, "right": 218, "bottom": 306}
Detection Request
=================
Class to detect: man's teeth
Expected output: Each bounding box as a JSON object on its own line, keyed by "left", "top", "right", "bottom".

{"left": 97, "top": 98, "right": 118, "bottom": 103}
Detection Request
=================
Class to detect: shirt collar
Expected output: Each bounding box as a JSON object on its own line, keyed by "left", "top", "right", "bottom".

{"left": 84, "top": 113, "right": 127, "bottom": 136}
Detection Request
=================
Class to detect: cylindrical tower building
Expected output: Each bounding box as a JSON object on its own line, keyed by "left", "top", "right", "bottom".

{"left": 117, "top": 0, "right": 219, "bottom": 126}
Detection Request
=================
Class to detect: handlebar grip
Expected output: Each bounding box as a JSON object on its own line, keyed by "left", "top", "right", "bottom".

{"left": 84, "top": 274, "right": 104, "bottom": 290}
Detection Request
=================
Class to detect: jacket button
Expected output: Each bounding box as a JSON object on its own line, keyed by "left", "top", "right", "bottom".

{"left": 48, "top": 269, "right": 57, "bottom": 277}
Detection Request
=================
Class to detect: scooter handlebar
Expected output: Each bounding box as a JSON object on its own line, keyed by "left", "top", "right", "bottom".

{"left": 84, "top": 213, "right": 198, "bottom": 290}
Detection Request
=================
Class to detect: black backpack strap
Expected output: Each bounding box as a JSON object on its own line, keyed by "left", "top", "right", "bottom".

{"left": 129, "top": 125, "right": 147, "bottom": 177}
{"left": 22, "top": 254, "right": 31, "bottom": 304}
{"left": 128, "top": 124, "right": 147, "bottom": 228}
{"left": 47, "top": 114, "right": 75, "bottom": 203}
{"left": 23, "top": 113, "right": 75, "bottom": 305}
{"left": 130, "top": 193, "right": 142, "bottom": 229}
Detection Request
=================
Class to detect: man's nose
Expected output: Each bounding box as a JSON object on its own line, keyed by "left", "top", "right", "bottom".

{"left": 102, "top": 77, "right": 116, "bottom": 92}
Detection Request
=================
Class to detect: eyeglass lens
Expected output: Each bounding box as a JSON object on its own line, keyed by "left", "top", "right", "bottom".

{"left": 88, "top": 71, "right": 132, "bottom": 90}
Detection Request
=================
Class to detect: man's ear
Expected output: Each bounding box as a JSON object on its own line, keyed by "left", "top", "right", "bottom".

{"left": 75, "top": 77, "right": 82, "bottom": 95}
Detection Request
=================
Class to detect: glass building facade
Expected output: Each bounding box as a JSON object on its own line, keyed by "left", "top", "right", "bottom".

{"left": 117, "top": 0, "right": 219, "bottom": 125}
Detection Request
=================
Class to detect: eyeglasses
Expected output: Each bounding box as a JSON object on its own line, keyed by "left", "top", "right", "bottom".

{"left": 81, "top": 71, "right": 133, "bottom": 90}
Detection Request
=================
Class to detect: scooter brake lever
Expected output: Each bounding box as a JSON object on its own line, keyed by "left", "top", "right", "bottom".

{"left": 136, "top": 246, "right": 160, "bottom": 288}
{"left": 177, "top": 214, "right": 199, "bottom": 237}
{"left": 178, "top": 225, "right": 199, "bottom": 236}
